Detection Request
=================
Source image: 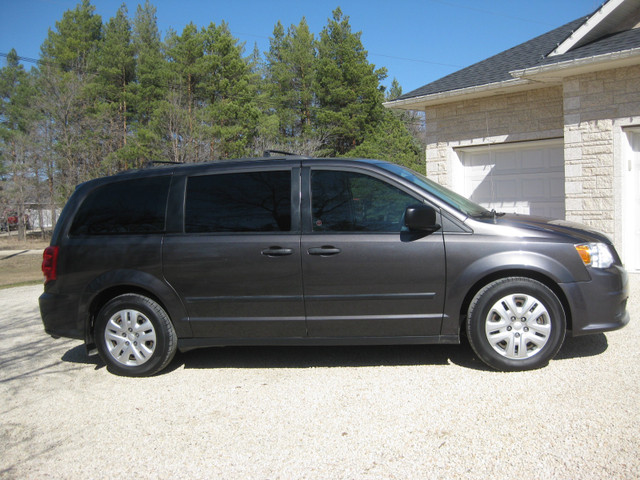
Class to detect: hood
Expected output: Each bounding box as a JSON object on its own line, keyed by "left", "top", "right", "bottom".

{"left": 475, "top": 213, "right": 613, "bottom": 244}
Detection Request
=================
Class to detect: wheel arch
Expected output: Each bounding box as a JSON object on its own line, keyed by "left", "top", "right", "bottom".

{"left": 81, "top": 269, "right": 190, "bottom": 347}
{"left": 458, "top": 269, "right": 572, "bottom": 334}
{"left": 444, "top": 249, "right": 577, "bottom": 336}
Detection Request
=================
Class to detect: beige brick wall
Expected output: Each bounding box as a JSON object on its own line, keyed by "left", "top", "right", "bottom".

{"left": 425, "top": 86, "right": 564, "bottom": 187}
{"left": 563, "top": 65, "right": 640, "bottom": 237}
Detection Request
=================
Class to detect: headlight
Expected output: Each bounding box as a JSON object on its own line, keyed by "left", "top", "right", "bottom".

{"left": 575, "top": 243, "right": 615, "bottom": 268}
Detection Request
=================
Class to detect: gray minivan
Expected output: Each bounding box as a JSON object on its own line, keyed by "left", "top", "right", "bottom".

{"left": 39, "top": 156, "right": 630, "bottom": 376}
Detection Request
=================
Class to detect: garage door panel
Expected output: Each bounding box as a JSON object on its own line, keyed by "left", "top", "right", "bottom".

{"left": 459, "top": 141, "right": 565, "bottom": 218}
{"left": 495, "top": 151, "right": 520, "bottom": 170}
{"left": 471, "top": 180, "right": 492, "bottom": 198}
{"left": 549, "top": 204, "right": 565, "bottom": 220}
{"left": 549, "top": 147, "right": 564, "bottom": 167}
{"left": 521, "top": 149, "right": 545, "bottom": 169}
{"left": 496, "top": 179, "right": 518, "bottom": 197}
{"left": 522, "top": 178, "right": 548, "bottom": 198}
{"left": 550, "top": 177, "right": 564, "bottom": 194}
{"left": 469, "top": 153, "right": 490, "bottom": 167}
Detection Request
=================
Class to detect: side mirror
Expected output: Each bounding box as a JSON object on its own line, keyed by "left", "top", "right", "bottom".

{"left": 404, "top": 205, "right": 441, "bottom": 233}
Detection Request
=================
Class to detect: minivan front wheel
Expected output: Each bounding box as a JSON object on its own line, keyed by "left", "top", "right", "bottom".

{"left": 95, "top": 294, "right": 177, "bottom": 376}
{"left": 467, "top": 277, "right": 566, "bottom": 371}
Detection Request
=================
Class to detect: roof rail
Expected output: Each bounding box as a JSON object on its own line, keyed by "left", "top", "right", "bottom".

{"left": 263, "top": 150, "right": 298, "bottom": 157}
{"left": 143, "top": 160, "right": 185, "bottom": 168}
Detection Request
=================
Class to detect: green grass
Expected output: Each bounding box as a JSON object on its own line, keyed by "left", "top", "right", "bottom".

{"left": 0, "top": 253, "right": 44, "bottom": 289}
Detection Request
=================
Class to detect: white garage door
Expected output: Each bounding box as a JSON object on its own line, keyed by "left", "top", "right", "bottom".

{"left": 457, "top": 140, "right": 565, "bottom": 219}
{"left": 623, "top": 130, "right": 640, "bottom": 272}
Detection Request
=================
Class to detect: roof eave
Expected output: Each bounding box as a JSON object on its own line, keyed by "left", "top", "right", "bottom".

{"left": 383, "top": 78, "right": 535, "bottom": 111}
{"left": 385, "top": 48, "right": 640, "bottom": 111}
{"left": 511, "top": 47, "right": 640, "bottom": 82}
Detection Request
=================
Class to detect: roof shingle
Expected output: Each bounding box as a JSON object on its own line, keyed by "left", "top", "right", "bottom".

{"left": 395, "top": 11, "right": 640, "bottom": 102}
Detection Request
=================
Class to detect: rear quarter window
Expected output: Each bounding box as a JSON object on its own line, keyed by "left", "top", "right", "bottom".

{"left": 69, "top": 176, "right": 171, "bottom": 235}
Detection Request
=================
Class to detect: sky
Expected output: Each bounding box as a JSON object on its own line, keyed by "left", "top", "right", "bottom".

{"left": 0, "top": 0, "right": 603, "bottom": 95}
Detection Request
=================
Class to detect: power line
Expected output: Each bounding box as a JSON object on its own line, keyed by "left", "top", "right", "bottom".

{"left": 368, "top": 52, "right": 461, "bottom": 68}
{"left": 0, "top": 52, "right": 58, "bottom": 68}
{"left": 0, "top": 52, "right": 42, "bottom": 64}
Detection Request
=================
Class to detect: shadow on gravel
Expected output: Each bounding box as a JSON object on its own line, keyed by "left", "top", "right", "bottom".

{"left": 168, "top": 333, "right": 610, "bottom": 373}
{"left": 168, "top": 341, "right": 489, "bottom": 373}
{"left": 57, "top": 333, "right": 610, "bottom": 375}
{"left": 555, "top": 333, "right": 608, "bottom": 360}
{"left": 61, "top": 345, "right": 105, "bottom": 370}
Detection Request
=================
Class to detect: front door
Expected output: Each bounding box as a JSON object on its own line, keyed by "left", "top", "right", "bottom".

{"left": 301, "top": 166, "right": 446, "bottom": 338}
{"left": 163, "top": 168, "right": 306, "bottom": 337}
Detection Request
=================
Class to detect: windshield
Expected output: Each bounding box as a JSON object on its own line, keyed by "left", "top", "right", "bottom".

{"left": 376, "top": 162, "right": 489, "bottom": 217}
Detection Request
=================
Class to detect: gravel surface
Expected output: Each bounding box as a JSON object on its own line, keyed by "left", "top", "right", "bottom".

{"left": 1, "top": 277, "right": 639, "bottom": 479}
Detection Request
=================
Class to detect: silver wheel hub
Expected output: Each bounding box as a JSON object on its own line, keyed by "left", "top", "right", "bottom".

{"left": 484, "top": 293, "right": 551, "bottom": 360}
{"left": 104, "top": 309, "right": 156, "bottom": 366}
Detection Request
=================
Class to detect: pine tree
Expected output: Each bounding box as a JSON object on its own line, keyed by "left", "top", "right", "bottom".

{"left": 347, "top": 110, "right": 424, "bottom": 172}
{"left": 264, "top": 21, "right": 290, "bottom": 138}
{"left": 315, "top": 8, "right": 387, "bottom": 156}
{"left": 163, "top": 22, "right": 204, "bottom": 161}
{"left": 37, "top": 1, "right": 104, "bottom": 194}
{"left": 196, "top": 22, "right": 259, "bottom": 160}
{"left": 165, "top": 23, "right": 203, "bottom": 123}
{"left": 384, "top": 78, "right": 426, "bottom": 167}
{"left": 0, "top": 50, "right": 38, "bottom": 239}
{"left": 132, "top": 1, "right": 166, "bottom": 120}
{"left": 248, "top": 42, "right": 264, "bottom": 78}
{"left": 93, "top": 4, "right": 135, "bottom": 158}
{"left": 265, "top": 18, "right": 316, "bottom": 141}
{"left": 40, "top": 0, "right": 102, "bottom": 74}
{"left": 385, "top": 78, "right": 403, "bottom": 102}
{"left": 0, "top": 50, "right": 31, "bottom": 133}
{"left": 289, "top": 18, "right": 316, "bottom": 138}
{"left": 130, "top": 0, "right": 168, "bottom": 164}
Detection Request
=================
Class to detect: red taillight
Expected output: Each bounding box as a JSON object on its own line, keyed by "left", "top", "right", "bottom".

{"left": 42, "top": 246, "right": 59, "bottom": 284}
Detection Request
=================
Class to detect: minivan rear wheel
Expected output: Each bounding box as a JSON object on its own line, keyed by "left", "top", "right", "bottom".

{"left": 466, "top": 277, "right": 566, "bottom": 371}
{"left": 95, "top": 294, "right": 177, "bottom": 377}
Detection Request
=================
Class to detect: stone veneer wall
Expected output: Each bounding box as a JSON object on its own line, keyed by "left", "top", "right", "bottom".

{"left": 563, "top": 64, "right": 640, "bottom": 240}
{"left": 425, "top": 86, "right": 564, "bottom": 188}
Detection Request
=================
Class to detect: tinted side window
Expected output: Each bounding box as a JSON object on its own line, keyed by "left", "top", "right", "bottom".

{"left": 311, "top": 170, "right": 420, "bottom": 232}
{"left": 70, "top": 176, "right": 170, "bottom": 235}
{"left": 185, "top": 171, "right": 291, "bottom": 233}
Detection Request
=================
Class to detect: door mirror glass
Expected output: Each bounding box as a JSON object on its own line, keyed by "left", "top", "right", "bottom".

{"left": 404, "top": 205, "right": 441, "bottom": 233}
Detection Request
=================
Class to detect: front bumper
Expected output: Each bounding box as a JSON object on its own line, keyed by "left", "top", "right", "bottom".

{"left": 561, "top": 264, "right": 630, "bottom": 336}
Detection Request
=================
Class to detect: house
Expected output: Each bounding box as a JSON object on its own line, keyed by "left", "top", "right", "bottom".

{"left": 384, "top": 0, "right": 640, "bottom": 272}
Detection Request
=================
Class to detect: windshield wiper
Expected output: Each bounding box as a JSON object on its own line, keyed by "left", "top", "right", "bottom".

{"left": 473, "top": 209, "right": 506, "bottom": 219}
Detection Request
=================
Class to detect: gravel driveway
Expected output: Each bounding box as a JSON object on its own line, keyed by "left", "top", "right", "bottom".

{"left": 1, "top": 277, "right": 639, "bottom": 479}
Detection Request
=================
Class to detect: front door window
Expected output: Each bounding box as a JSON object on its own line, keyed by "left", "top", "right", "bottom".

{"left": 311, "top": 170, "right": 418, "bottom": 232}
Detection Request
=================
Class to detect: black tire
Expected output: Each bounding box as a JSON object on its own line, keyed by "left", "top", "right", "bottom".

{"left": 466, "top": 277, "right": 566, "bottom": 371}
{"left": 95, "top": 294, "right": 177, "bottom": 377}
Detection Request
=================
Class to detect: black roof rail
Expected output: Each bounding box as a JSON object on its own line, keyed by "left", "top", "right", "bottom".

{"left": 143, "top": 160, "right": 185, "bottom": 169}
{"left": 263, "top": 150, "right": 298, "bottom": 157}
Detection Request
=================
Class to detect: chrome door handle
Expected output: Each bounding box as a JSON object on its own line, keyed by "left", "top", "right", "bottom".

{"left": 308, "top": 246, "right": 342, "bottom": 256}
